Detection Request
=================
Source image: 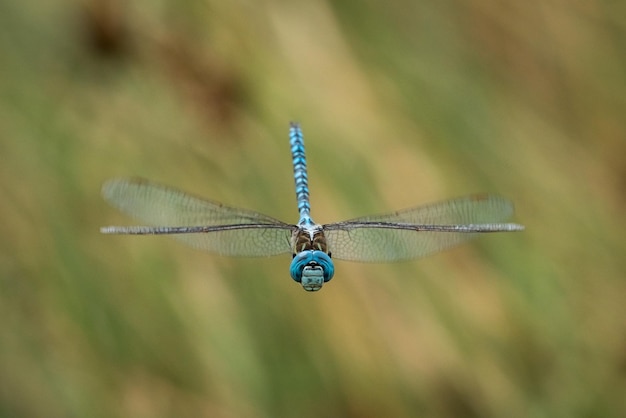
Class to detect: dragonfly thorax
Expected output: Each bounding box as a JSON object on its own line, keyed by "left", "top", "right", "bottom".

{"left": 291, "top": 225, "right": 329, "bottom": 254}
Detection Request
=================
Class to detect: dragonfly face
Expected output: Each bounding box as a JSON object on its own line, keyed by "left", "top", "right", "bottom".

{"left": 290, "top": 250, "right": 334, "bottom": 292}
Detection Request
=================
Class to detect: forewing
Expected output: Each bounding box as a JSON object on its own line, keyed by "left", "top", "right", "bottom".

{"left": 102, "top": 178, "right": 294, "bottom": 256}
{"left": 323, "top": 194, "right": 516, "bottom": 262}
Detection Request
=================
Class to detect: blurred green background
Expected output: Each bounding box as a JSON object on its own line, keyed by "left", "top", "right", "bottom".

{"left": 1, "top": 0, "right": 625, "bottom": 417}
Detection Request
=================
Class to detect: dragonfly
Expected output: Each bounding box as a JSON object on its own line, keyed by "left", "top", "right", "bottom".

{"left": 101, "top": 122, "right": 524, "bottom": 291}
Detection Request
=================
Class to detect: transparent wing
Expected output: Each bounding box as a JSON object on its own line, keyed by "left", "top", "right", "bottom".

{"left": 101, "top": 178, "right": 294, "bottom": 257}
{"left": 323, "top": 194, "right": 522, "bottom": 262}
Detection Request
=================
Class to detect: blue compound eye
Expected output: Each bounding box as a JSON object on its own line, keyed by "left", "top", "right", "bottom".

{"left": 289, "top": 251, "right": 335, "bottom": 291}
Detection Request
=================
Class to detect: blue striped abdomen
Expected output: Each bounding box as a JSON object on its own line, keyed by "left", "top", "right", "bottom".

{"left": 289, "top": 122, "right": 312, "bottom": 225}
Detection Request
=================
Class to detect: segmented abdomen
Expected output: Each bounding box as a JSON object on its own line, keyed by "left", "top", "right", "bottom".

{"left": 289, "top": 122, "right": 311, "bottom": 224}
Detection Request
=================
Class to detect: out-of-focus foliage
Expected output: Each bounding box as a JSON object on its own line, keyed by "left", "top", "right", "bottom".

{"left": 1, "top": 0, "right": 624, "bottom": 417}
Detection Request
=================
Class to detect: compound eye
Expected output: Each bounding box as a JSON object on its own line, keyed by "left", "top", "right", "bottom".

{"left": 289, "top": 251, "right": 335, "bottom": 284}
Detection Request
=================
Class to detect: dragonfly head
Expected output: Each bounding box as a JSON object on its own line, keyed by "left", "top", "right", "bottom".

{"left": 290, "top": 250, "right": 334, "bottom": 292}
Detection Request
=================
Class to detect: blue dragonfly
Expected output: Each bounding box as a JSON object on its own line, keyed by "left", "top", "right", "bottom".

{"left": 101, "top": 123, "right": 524, "bottom": 291}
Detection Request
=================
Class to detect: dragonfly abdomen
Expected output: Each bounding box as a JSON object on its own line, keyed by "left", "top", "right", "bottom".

{"left": 289, "top": 122, "right": 312, "bottom": 224}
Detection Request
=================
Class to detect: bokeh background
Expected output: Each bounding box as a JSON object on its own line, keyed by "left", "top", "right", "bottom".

{"left": 1, "top": 0, "right": 625, "bottom": 417}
